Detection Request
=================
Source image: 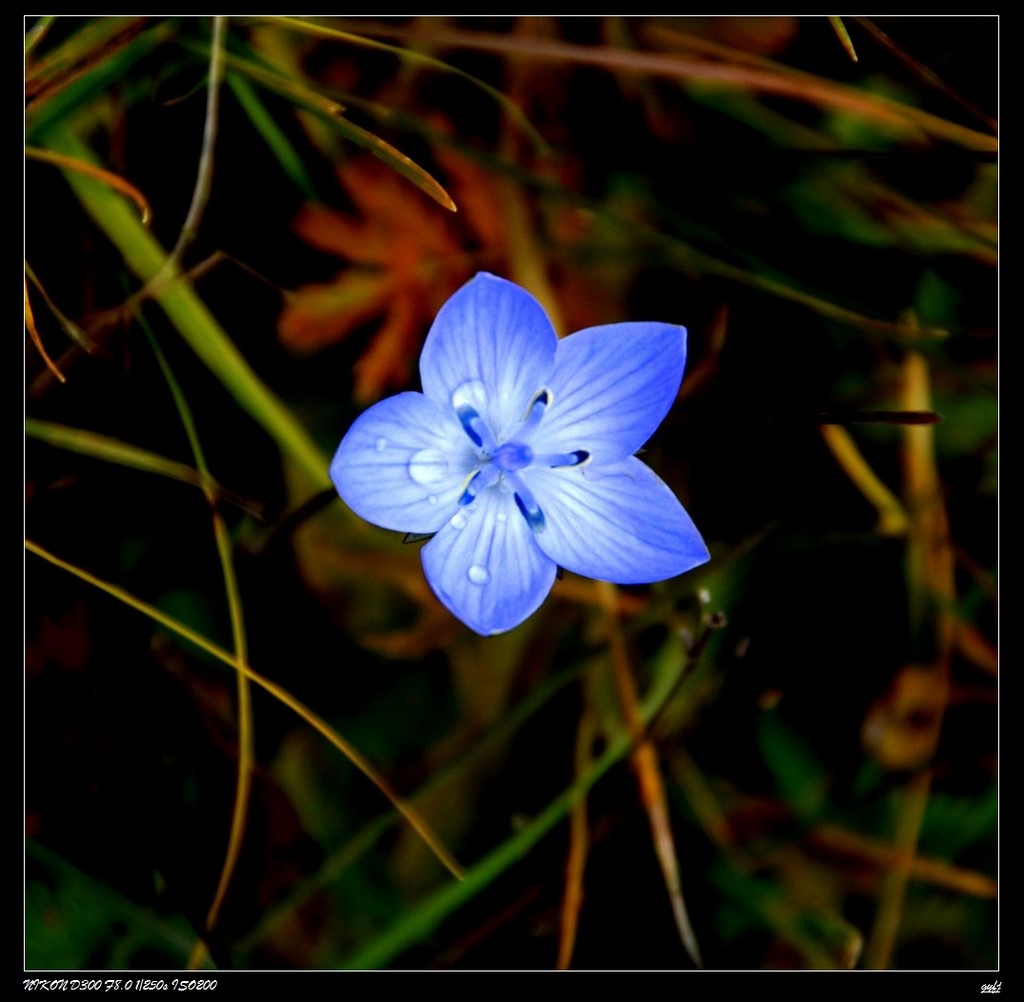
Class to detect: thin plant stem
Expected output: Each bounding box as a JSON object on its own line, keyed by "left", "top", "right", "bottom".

{"left": 140, "top": 323, "right": 255, "bottom": 968}
{"left": 339, "top": 631, "right": 701, "bottom": 970}
{"left": 863, "top": 770, "right": 933, "bottom": 968}
{"left": 25, "top": 538, "right": 466, "bottom": 883}
{"left": 158, "top": 16, "right": 227, "bottom": 279}
{"left": 329, "top": 20, "right": 998, "bottom": 151}
{"left": 819, "top": 424, "right": 909, "bottom": 536}
{"left": 557, "top": 707, "right": 595, "bottom": 970}
{"left": 24, "top": 261, "right": 95, "bottom": 352}
{"left": 26, "top": 147, "right": 152, "bottom": 224}
{"left": 43, "top": 123, "right": 331, "bottom": 492}
{"left": 25, "top": 15, "right": 57, "bottom": 57}
{"left": 853, "top": 17, "right": 998, "bottom": 132}
{"left": 597, "top": 579, "right": 703, "bottom": 968}
{"left": 828, "top": 17, "right": 858, "bottom": 63}
{"left": 24, "top": 274, "right": 65, "bottom": 383}
{"left": 267, "top": 15, "right": 549, "bottom": 153}
{"left": 25, "top": 417, "right": 259, "bottom": 515}
{"left": 236, "top": 660, "right": 584, "bottom": 956}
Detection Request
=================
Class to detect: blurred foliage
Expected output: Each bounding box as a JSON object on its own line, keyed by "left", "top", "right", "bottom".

{"left": 25, "top": 16, "right": 996, "bottom": 970}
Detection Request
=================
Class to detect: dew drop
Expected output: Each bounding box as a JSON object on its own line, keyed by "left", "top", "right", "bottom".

{"left": 496, "top": 512, "right": 507, "bottom": 523}
{"left": 408, "top": 448, "right": 449, "bottom": 485}
{"left": 450, "top": 512, "right": 467, "bottom": 530}
{"left": 451, "top": 379, "right": 488, "bottom": 413}
{"left": 468, "top": 564, "right": 490, "bottom": 585}
{"left": 428, "top": 495, "right": 438, "bottom": 506}
{"left": 375, "top": 437, "right": 388, "bottom": 452}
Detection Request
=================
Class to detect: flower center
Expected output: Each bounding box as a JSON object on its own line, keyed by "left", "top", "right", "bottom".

{"left": 492, "top": 442, "right": 533, "bottom": 471}
{"left": 451, "top": 383, "right": 589, "bottom": 532}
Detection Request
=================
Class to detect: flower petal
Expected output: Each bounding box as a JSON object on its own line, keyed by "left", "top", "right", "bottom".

{"left": 528, "top": 457, "right": 709, "bottom": 584}
{"left": 419, "top": 273, "right": 557, "bottom": 441}
{"left": 528, "top": 322, "right": 687, "bottom": 464}
{"left": 330, "top": 392, "right": 476, "bottom": 534}
{"left": 421, "top": 487, "right": 558, "bottom": 635}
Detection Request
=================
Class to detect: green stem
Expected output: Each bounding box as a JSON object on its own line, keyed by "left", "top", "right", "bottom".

{"left": 38, "top": 120, "right": 331, "bottom": 493}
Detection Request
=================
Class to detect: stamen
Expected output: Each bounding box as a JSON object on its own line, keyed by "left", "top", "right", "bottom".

{"left": 492, "top": 441, "right": 533, "bottom": 471}
{"left": 455, "top": 403, "right": 498, "bottom": 452}
{"left": 510, "top": 474, "right": 546, "bottom": 533}
{"left": 535, "top": 449, "right": 590, "bottom": 468}
{"left": 459, "top": 466, "right": 500, "bottom": 505}
{"left": 517, "top": 387, "right": 551, "bottom": 438}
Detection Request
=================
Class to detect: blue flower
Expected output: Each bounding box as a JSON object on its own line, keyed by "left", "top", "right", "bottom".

{"left": 331, "top": 273, "right": 709, "bottom": 636}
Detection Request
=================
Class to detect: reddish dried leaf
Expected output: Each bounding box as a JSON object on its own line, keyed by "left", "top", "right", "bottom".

{"left": 352, "top": 285, "right": 423, "bottom": 401}
{"left": 279, "top": 270, "right": 393, "bottom": 354}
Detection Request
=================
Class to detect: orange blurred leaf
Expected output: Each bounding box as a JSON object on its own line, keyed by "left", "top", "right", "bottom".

{"left": 279, "top": 154, "right": 513, "bottom": 397}
{"left": 279, "top": 269, "right": 394, "bottom": 355}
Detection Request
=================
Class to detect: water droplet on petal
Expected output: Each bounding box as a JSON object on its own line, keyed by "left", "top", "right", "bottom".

{"left": 450, "top": 512, "right": 467, "bottom": 530}
{"left": 468, "top": 564, "right": 490, "bottom": 585}
{"left": 375, "top": 437, "right": 388, "bottom": 452}
{"left": 428, "top": 495, "right": 438, "bottom": 506}
{"left": 451, "top": 379, "right": 488, "bottom": 413}
{"left": 496, "top": 512, "right": 507, "bottom": 523}
{"left": 408, "top": 448, "right": 449, "bottom": 485}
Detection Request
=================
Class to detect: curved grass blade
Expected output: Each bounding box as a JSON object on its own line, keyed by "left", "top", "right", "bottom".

{"left": 819, "top": 424, "right": 909, "bottom": 536}
{"left": 853, "top": 17, "right": 998, "bottom": 133}
{"left": 341, "top": 630, "right": 703, "bottom": 969}
{"left": 317, "top": 104, "right": 950, "bottom": 339}
{"left": 863, "top": 769, "right": 932, "bottom": 969}
{"left": 27, "top": 840, "right": 213, "bottom": 970}
{"left": 235, "top": 659, "right": 584, "bottom": 957}
{"left": 342, "top": 728, "right": 632, "bottom": 969}
{"left": 25, "top": 16, "right": 148, "bottom": 100}
{"left": 338, "top": 20, "right": 997, "bottom": 152}
{"left": 140, "top": 319, "right": 254, "bottom": 970}
{"left": 24, "top": 277, "right": 65, "bottom": 383}
{"left": 269, "top": 15, "right": 549, "bottom": 154}
{"left": 330, "top": 112, "right": 457, "bottom": 213}
{"left": 805, "top": 820, "right": 997, "bottom": 898}
{"left": 157, "top": 15, "right": 226, "bottom": 281}
{"left": 40, "top": 122, "right": 331, "bottom": 494}
{"left": 227, "top": 73, "right": 319, "bottom": 200}
{"left": 25, "top": 17, "right": 166, "bottom": 138}
{"left": 597, "top": 579, "right": 702, "bottom": 968}
{"left": 828, "top": 17, "right": 858, "bottom": 63}
{"left": 26, "top": 417, "right": 257, "bottom": 514}
{"left": 27, "top": 146, "right": 152, "bottom": 225}
{"left": 25, "top": 261, "right": 96, "bottom": 353}
{"left": 24, "top": 15, "right": 57, "bottom": 58}
{"left": 215, "top": 48, "right": 455, "bottom": 211}
{"left": 26, "top": 538, "right": 466, "bottom": 884}
{"left": 557, "top": 707, "right": 596, "bottom": 969}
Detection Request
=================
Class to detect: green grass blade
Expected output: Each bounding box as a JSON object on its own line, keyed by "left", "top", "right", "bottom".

{"left": 271, "top": 16, "right": 550, "bottom": 154}
{"left": 341, "top": 732, "right": 632, "bottom": 969}
{"left": 318, "top": 102, "right": 948, "bottom": 340}
{"left": 24, "top": 15, "right": 57, "bottom": 58}
{"left": 334, "top": 20, "right": 998, "bottom": 152}
{"left": 237, "top": 661, "right": 584, "bottom": 956}
{"left": 212, "top": 46, "right": 455, "bottom": 210}
{"left": 25, "top": 416, "right": 252, "bottom": 509}
{"left": 341, "top": 632, "right": 697, "bottom": 969}
{"left": 25, "top": 19, "right": 171, "bottom": 141}
{"left": 26, "top": 538, "right": 465, "bottom": 883}
{"left": 27, "top": 839, "right": 211, "bottom": 970}
{"left": 39, "top": 121, "right": 332, "bottom": 494}
{"left": 139, "top": 317, "right": 255, "bottom": 959}
{"left": 227, "top": 72, "right": 319, "bottom": 200}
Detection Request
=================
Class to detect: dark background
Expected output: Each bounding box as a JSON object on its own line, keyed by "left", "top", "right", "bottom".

{"left": 25, "top": 16, "right": 997, "bottom": 971}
